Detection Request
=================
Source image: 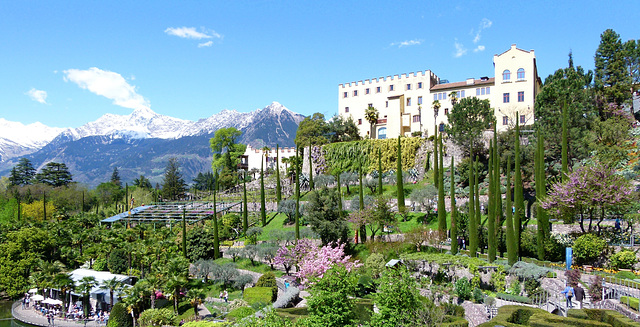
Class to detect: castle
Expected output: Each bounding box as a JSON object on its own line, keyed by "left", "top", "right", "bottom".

{"left": 338, "top": 44, "right": 542, "bottom": 139}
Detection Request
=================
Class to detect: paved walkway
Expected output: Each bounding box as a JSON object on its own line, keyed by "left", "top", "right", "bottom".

{"left": 12, "top": 301, "right": 104, "bottom": 327}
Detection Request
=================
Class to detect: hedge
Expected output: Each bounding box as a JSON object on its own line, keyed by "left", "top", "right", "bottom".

{"left": 575, "top": 308, "right": 640, "bottom": 327}
{"left": 107, "top": 302, "right": 133, "bottom": 327}
{"left": 226, "top": 306, "right": 256, "bottom": 321}
{"left": 496, "top": 293, "right": 531, "bottom": 304}
{"left": 620, "top": 296, "right": 640, "bottom": 312}
{"left": 480, "top": 306, "right": 640, "bottom": 327}
{"left": 244, "top": 286, "right": 274, "bottom": 305}
{"left": 439, "top": 315, "right": 469, "bottom": 327}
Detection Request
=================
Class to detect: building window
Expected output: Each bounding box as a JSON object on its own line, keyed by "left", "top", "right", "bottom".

{"left": 439, "top": 123, "right": 445, "bottom": 132}
{"left": 502, "top": 116, "right": 508, "bottom": 125}
{"left": 413, "top": 115, "right": 421, "bottom": 123}
{"left": 345, "top": 107, "right": 349, "bottom": 113}
{"left": 418, "top": 82, "right": 423, "bottom": 89}
{"left": 476, "top": 88, "right": 481, "bottom": 96}
{"left": 385, "top": 101, "right": 388, "bottom": 108}
{"left": 376, "top": 86, "right": 381, "bottom": 93}
{"left": 365, "top": 88, "right": 370, "bottom": 95}
{"left": 503, "top": 93, "right": 510, "bottom": 103}
{"left": 486, "top": 87, "right": 490, "bottom": 95}
{"left": 478, "top": 87, "right": 490, "bottom": 95}
{"left": 378, "top": 127, "right": 387, "bottom": 139}
{"left": 358, "top": 119, "right": 362, "bottom": 125}
{"left": 343, "top": 92, "right": 347, "bottom": 98}
{"left": 407, "top": 98, "right": 411, "bottom": 106}
{"left": 389, "top": 85, "right": 394, "bottom": 91}
{"left": 520, "top": 115, "right": 525, "bottom": 124}
{"left": 444, "top": 108, "right": 449, "bottom": 115}
{"left": 517, "top": 68, "right": 525, "bottom": 80}
{"left": 406, "top": 83, "right": 411, "bottom": 90}
{"left": 368, "top": 103, "right": 373, "bottom": 108}
{"left": 503, "top": 70, "right": 511, "bottom": 81}
{"left": 418, "top": 96, "right": 422, "bottom": 105}
{"left": 456, "top": 90, "right": 466, "bottom": 98}
{"left": 434, "top": 94, "right": 438, "bottom": 101}
{"left": 353, "top": 90, "right": 358, "bottom": 96}
{"left": 518, "top": 91, "right": 524, "bottom": 102}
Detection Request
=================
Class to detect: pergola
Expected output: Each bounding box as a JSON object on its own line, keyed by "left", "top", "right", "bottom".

{"left": 101, "top": 201, "right": 241, "bottom": 225}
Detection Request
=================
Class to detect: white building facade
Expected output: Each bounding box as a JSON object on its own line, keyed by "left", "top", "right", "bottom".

{"left": 338, "top": 44, "right": 542, "bottom": 139}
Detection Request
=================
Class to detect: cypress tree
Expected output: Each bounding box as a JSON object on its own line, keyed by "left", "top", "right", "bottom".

{"left": 43, "top": 191, "right": 47, "bottom": 221}
{"left": 474, "top": 157, "right": 481, "bottom": 229}
{"left": 514, "top": 113, "right": 524, "bottom": 257}
{"left": 437, "top": 133, "right": 446, "bottom": 235}
{"left": 493, "top": 124, "right": 503, "bottom": 258}
{"left": 260, "top": 156, "right": 266, "bottom": 227}
{"left": 182, "top": 207, "right": 187, "bottom": 258}
{"left": 295, "top": 146, "right": 301, "bottom": 240}
{"left": 242, "top": 171, "right": 248, "bottom": 233}
{"left": 276, "top": 144, "right": 282, "bottom": 202}
{"left": 213, "top": 182, "right": 220, "bottom": 259}
{"left": 450, "top": 156, "right": 458, "bottom": 255}
{"left": 468, "top": 155, "right": 477, "bottom": 257}
{"left": 308, "top": 141, "right": 314, "bottom": 190}
{"left": 425, "top": 152, "right": 431, "bottom": 174}
{"left": 359, "top": 159, "right": 367, "bottom": 243}
{"left": 505, "top": 157, "right": 516, "bottom": 265}
{"left": 433, "top": 127, "right": 439, "bottom": 188}
{"left": 487, "top": 141, "right": 496, "bottom": 262}
{"left": 336, "top": 172, "right": 343, "bottom": 215}
{"left": 378, "top": 148, "right": 383, "bottom": 195}
{"left": 561, "top": 101, "right": 569, "bottom": 181}
{"left": 536, "top": 129, "right": 549, "bottom": 260}
{"left": 397, "top": 136, "right": 406, "bottom": 212}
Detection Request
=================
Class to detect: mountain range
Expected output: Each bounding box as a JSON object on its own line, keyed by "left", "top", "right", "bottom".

{"left": 0, "top": 102, "right": 304, "bottom": 187}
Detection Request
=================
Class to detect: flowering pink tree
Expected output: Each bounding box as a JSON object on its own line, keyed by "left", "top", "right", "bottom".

{"left": 540, "top": 164, "right": 633, "bottom": 233}
{"left": 296, "top": 242, "right": 361, "bottom": 285}
{"left": 273, "top": 238, "right": 315, "bottom": 275}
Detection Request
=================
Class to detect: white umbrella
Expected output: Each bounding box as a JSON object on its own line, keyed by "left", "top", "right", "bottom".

{"left": 43, "top": 298, "right": 63, "bottom": 305}
{"left": 31, "top": 294, "right": 44, "bottom": 301}
{"left": 28, "top": 288, "right": 38, "bottom": 294}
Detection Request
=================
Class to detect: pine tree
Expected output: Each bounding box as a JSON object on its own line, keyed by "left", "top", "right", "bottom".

{"left": 396, "top": 136, "right": 406, "bottom": 212}
{"left": 378, "top": 148, "right": 383, "bottom": 195}
{"left": 514, "top": 114, "right": 524, "bottom": 257}
{"left": 161, "top": 158, "right": 186, "bottom": 200}
{"left": 260, "top": 156, "right": 267, "bottom": 227}
{"left": 243, "top": 171, "right": 248, "bottom": 233}
{"left": 487, "top": 141, "right": 496, "bottom": 262}
{"left": 450, "top": 156, "right": 458, "bottom": 255}
{"left": 505, "top": 157, "right": 516, "bottom": 265}
{"left": 437, "top": 134, "right": 446, "bottom": 235}
{"left": 213, "top": 181, "right": 220, "bottom": 259}
{"left": 433, "top": 127, "right": 439, "bottom": 188}
{"left": 111, "top": 167, "right": 122, "bottom": 188}
{"left": 308, "top": 141, "right": 314, "bottom": 190}
{"left": 468, "top": 155, "right": 477, "bottom": 257}
{"left": 561, "top": 101, "right": 569, "bottom": 181}
{"left": 276, "top": 144, "right": 282, "bottom": 202}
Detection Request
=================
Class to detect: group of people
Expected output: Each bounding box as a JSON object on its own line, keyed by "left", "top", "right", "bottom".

{"left": 21, "top": 293, "right": 110, "bottom": 325}
{"left": 561, "top": 282, "right": 585, "bottom": 308}
{"left": 219, "top": 290, "right": 229, "bottom": 303}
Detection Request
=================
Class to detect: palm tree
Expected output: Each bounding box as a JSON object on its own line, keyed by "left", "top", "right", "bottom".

{"left": 100, "top": 277, "right": 122, "bottom": 311}
{"left": 122, "top": 282, "right": 147, "bottom": 327}
{"left": 432, "top": 100, "right": 441, "bottom": 118}
{"left": 449, "top": 91, "right": 458, "bottom": 106}
{"left": 142, "top": 273, "right": 164, "bottom": 309}
{"left": 364, "top": 105, "right": 379, "bottom": 139}
{"left": 186, "top": 287, "right": 206, "bottom": 320}
{"left": 165, "top": 274, "right": 188, "bottom": 314}
{"left": 53, "top": 273, "right": 75, "bottom": 318}
{"left": 77, "top": 276, "right": 97, "bottom": 318}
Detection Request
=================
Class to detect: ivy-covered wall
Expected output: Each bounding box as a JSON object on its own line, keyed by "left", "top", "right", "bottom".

{"left": 321, "top": 137, "right": 425, "bottom": 173}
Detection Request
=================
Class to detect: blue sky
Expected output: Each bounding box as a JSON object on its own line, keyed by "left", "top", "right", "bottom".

{"left": 0, "top": 0, "right": 637, "bottom": 128}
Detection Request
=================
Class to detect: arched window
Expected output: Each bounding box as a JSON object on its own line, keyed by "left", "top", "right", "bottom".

{"left": 517, "top": 68, "right": 525, "bottom": 80}
{"left": 377, "top": 127, "right": 387, "bottom": 139}
{"left": 503, "top": 69, "right": 511, "bottom": 81}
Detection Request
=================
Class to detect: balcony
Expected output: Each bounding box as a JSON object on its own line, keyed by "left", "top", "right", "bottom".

{"left": 377, "top": 118, "right": 387, "bottom": 124}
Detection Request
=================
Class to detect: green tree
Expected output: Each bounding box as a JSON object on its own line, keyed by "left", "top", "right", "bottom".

{"left": 101, "top": 277, "right": 123, "bottom": 310}
{"left": 8, "top": 158, "right": 36, "bottom": 186}
{"left": 514, "top": 116, "right": 524, "bottom": 257}
{"left": 364, "top": 105, "right": 379, "bottom": 139}
{"left": 111, "top": 167, "right": 122, "bottom": 188}
{"left": 446, "top": 97, "right": 495, "bottom": 157}
{"left": 133, "top": 175, "right": 153, "bottom": 190}
{"left": 305, "top": 265, "right": 357, "bottom": 327}
{"left": 535, "top": 129, "right": 549, "bottom": 260}
{"left": 78, "top": 276, "right": 97, "bottom": 317}
{"left": 276, "top": 144, "right": 282, "bottom": 202}
{"left": 487, "top": 141, "right": 496, "bottom": 263}
{"left": 243, "top": 171, "right": 249, "bottom": 233}
{"left": 433, "top": 127, "right": 439, "bottom": 188}
{"left": 305, "top": 188, "right": 349, "bottom": 245}
{"left": 437, "top": 134, "right": 446, "bottom": 236}
{"left": 595, "top": 29, "right": 632, "bottom": 105}
{"left": 161, "top": 158, "right": 186, "bottom": 201}
{"left": 295, "top": 113, "right": 329, "bottom": 145}
{"left": 450, "top": 156, "right": 458, "bottom": 255}
{"left": 468, "top": 157, "right": 477, "bottom": 257}
{"left": 327, "top": 114, "right": 362, "bottom": 143}
{"left": 260, "top": 156, "right": 266, "bottom": 226}
{"left": 505, "top": 157, "right": 517, "bottom": 265}
{"left": 35, "top": 162, "right": 73, "bottom": 187}
{"left": 370, "top": 267, "right": 422, "bottom": 327}
{"left": 192, "top": 172, "right": 214, "bottom": 191}
{"left": 210, "top": 127, "right": 246, "bottom": 189}
{"left": 396, "top": 136, "right": 406, "bottom": 213}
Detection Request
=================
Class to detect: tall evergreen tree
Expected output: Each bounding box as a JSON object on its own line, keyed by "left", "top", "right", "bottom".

{"left": 437, "top": 134, "right": 446, "bottom": 235}
{"left": 213, "top": 181, "right": 220, "bottom": 259}
{"left": 378, "top": 148, "right": 383, "bottom": 195}
{"left": 536, "top": 129, "right": 549, "bottom": 260}
{"left": 433, "top": 126, "right": 439, "bottom": 188}
{"left": 450, "top": 156, "right": 458, "bottom": 255}
{"left": 595, "top": 29, "right": 632, "bottom": 105}
{"left": 295, "top": 147, "right": 301, "bottom": 240}
{"left": 35, "top": 162, "right": 73, "bottom": 187}
{"left": 468, "top": 156, "right": 477, "bottom": 257}
{"left": 474, "top": 157, "right": 481, "bottom": 231}
{"left": 514, "top": 115, "right": 524, "bottom": 257}
{"left": 493, "top": 124, "right": 503, "bottom": 256}
{"left": 561, "top": 101, "right": 569, "bottom": 181}
{"left": 487, "top": 141, "right": 496, "bottom": 262}
{"left": 505, "top": 157, "right": 516, "bottom": 265}
{"left": 396, "top": 137, "right": 406, "bottom": 213}
{"left": 336, "top": 171, "right": 343, "bottom": 214}
{"left": 161, "top": 158, "right": 186, "bottom": 201}
{"left": 9, "top": 158, "right": 36, "bottom": 186}
{"left": 260, "top": 156, "right": 267, "bottom": 227}
{"left": 276, "top": 144, "right": 282, "bottom": 202}
{"left": 308, "top": 141, "right": 314, "bottom": 190}
{"left": 182, "top": 207, "right": 187, "bottom": 258}
{"left": 359, "top": 159, "right": 367, "bottom": 243}
{"left": 111, "top": 167, "right": 122, "bottom": 188}
{"left": 242, "top": 171, "right": 248, "bottom": 233}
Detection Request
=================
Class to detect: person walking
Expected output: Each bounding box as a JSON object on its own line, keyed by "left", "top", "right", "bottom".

{"left": 574, "top": 284, "right": 585, "bottom": 309}
{"left": 561, "top": 283, "right": 575, "bottom": 308}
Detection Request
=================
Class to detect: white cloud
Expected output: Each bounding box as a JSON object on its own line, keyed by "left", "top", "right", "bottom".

{"left": 473, "top": 45, "right": 486, "bottom": 52}
{"left": 454, "top": 41, "right": 467, "bottom": 58}
{"left": 472, "top": 18, "right": 492, "bottom": 44}
{"left": 390, "top": 39, "right": 422, "bottom": 48}
{"left": 198, "top": 41, "right": 213, "bottom": 48}
{"left": 63, "top": 67, "right": 150, "bottom": 111}
{"left": 26, "top": 88, "right": 48, "bottom": 104}
{"left": 165, "top": 26, "right": 221, "bottom": 40}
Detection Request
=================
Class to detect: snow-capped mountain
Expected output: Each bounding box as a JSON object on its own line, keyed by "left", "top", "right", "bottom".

{"left": 0, "top": 102, "right": 305, "bottom": 186}
{"left": 0, "top": 119, "right": 66, "bottom": 161}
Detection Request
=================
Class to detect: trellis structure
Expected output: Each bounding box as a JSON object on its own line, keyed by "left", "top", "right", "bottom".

{"left": 101, "top": 201, "right": 242, "bottom": 225}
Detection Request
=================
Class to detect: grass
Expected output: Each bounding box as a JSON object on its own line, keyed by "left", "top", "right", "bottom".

{"left": 256, "top": 213, "right": 311, "bottom": 242}
{"left": 213, "top": 257, "right": 285, "bottom": 277}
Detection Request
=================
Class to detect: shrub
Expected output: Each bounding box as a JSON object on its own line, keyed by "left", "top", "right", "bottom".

{"left": 108, "top": 248, "right": 128, "bottom": 274}
{"left": 496, "top": 293, "right": 531, "bottom": 304}
{"left": 509, "top": 261, "right": 553, "bottom": 281}
{"left": 442, "top": 302, "right": 466, "bottom": 317}
{"left": 620, "top": 296, "right": 640, "bottom": 311}
{"left": 229, "top": 299, "right": 250, "bottom": 310}
{"left": 588, "top": 275, "right": 603, "bottom": 302}
{"left": 508, "top": 279, "right": 521, "bottom": 296}
{"left": 244, "top": 287, "right": 274, "bottom": 305}
{"left": 455, "top": 277, "right": 471, "bottom": 301}
{"left": 364, "top": 253, "right": 386, "bottom": 278}
{"left": 255, "top": 272, "right": 278, "bottom": 302}
{"left": 573, "top": 233, "right": 608, "bottom": 266}
{"left": 490, "top": 266, "right": 506, "bottom": 292}
{"left": 524, "top": 279, "right": 542, "bottom": 297}
{"left": 107, "top": 302, "right": 132, "bottom": 327}
{"left": 138, "top": 308, "right": 176, "bottom": 327}
{"left": 565, "top": 269, "right": 582, "bottom": 286}
{"left": 616, "top": 271, "right": 638, "bottom": 280}
{"left": 183, "top": 322, "right": 230, "bottom": 327}
{"left": 473, "top": 287, "right": 484, "bottom": 303}
{"left": 226, "top": 306, "right": 256, "bottom": 321}
{"left": 273, "top": 287, "right": 300, "bottom": 309}
{"left": 610, "top": 249, "right": 638, "bottom": 270}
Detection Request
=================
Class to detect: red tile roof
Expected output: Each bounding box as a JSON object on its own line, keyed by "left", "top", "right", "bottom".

{"left": 431, "top": 77, "right": 495, "bottom": 91}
